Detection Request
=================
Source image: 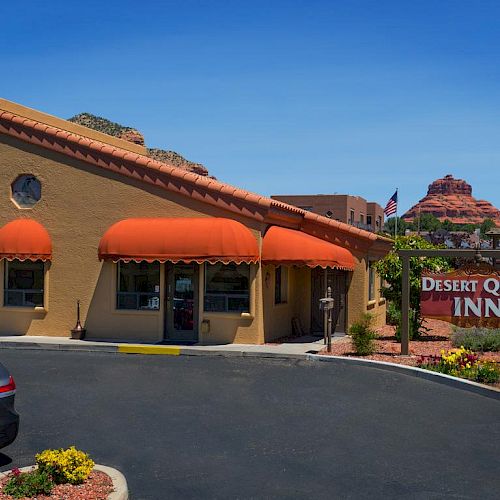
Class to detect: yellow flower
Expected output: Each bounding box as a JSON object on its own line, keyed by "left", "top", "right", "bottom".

{"left": 36, "top": 446, "right": 94, "bottom": 485}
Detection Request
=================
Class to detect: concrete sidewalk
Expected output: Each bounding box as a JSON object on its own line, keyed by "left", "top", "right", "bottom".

{"left": 1, "top": 334, "right": 498, "bottom": 399}
{"left": 0, "top": 334, "right": 329, "bottom": 358}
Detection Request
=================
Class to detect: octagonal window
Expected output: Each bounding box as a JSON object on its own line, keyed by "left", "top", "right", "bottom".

{"left": 11, "top": 175, "right": 41, "bottom": 208}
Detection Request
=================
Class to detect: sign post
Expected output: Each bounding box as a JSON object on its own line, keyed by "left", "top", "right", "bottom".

{"left": 401, "top": 255, "right": 410, "bottom": 355}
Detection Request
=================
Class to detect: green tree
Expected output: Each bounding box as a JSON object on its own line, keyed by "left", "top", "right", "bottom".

{"left": 383, "top": 217, "right": 408, "bottom": 236}
{"left": 413, "top": 213, "right": 442, "bottom": 232}
{"left": 374, "top": 235, "right": 450, "bottom": 341}
{"left": 441, "top": 219, "right": 454, "bottom": 231}
{"left": 480, "top": 218, "right": 496, "bottom": 237}
{"left": 463, "top": 224, "right": 477, "bottom": 234}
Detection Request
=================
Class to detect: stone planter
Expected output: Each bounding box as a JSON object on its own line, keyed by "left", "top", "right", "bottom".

{"left": 0, "top": 464, "right": 128, "bottom": 500}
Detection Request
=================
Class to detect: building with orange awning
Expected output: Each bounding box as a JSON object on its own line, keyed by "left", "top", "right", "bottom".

{"left": 0, "top": 98, "right": 392, "bottom": 344}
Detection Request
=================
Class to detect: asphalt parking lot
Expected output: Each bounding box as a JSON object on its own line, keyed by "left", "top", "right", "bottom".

{"left": 0, "top": 349, "right": 498, "bottom": 499}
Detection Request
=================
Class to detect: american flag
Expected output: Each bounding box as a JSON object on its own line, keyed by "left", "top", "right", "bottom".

{"left": 384, "top": 190, "right": 398, "bottom": 217}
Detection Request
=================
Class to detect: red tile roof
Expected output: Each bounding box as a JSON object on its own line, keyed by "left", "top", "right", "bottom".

{"left": 0, "top": 100, "right": 391, "bottom": 251}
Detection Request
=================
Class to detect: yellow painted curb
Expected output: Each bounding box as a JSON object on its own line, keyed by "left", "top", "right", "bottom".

{"left": 118, "top": 345, "right": 181, "bottom": 355}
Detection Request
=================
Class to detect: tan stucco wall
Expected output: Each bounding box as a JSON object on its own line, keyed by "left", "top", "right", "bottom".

{"left": 0, "top": 133, "right": 387, "bottom": 343}
{"left": 199, "top": 263, "right": 265, "bottom": 344}
{"left": 262, "top": 265, "right": 311, "bottom": 341}
{"left": 84, "top": 261, "right": 164, "bottom": 342}
{"left": 0, "top": 135, "right": 265, "bottom": 343}
{"left": 365, "top": 255, "right": 387, "bottom": 328}
{"left": 346, "top": 253, "right": 386, "bottom": 331}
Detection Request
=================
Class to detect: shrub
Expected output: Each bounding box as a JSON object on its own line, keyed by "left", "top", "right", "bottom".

{"left": 374, "top": 235, "right": 450, "bottom": 341}
{"left": 349, "top": 313, "right": 377, "bottom": 355}
{"left": 474, "top": 362, "right": 500, "bottom": 384}
{"left": 451, "top": 327, "right": 500, "bottom": 352}
{"left": 394, "top": 308, "right": 427, "bottom": 342}
{"left": 36, "top": 446, "right": 94, "bottom": 485}
{"left": 417, "top": 347, "right": 500, "bottom": 384}
{"left": 3, "top": 468, "right": 53, "bottom": 498}
{"left": 386, "top": 301, "right": 400, "bottom": 326}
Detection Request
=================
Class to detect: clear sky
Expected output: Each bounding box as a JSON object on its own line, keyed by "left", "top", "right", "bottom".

{"left": 1, "top": 0, "right": 499, "bottom": 213}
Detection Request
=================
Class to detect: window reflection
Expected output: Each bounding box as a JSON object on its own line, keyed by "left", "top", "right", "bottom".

{"left": 204, "top": 263, "right": 250, "bottom": 312}
{"left": 4, "top": 260, "right": 44, "bottom": 307}
{"left": 117, "top": 262, "right": 160, "bottom": 310}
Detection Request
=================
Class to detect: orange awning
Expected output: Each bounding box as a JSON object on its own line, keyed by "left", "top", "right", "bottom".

{"left": 0, "top": 219, "right": 52, "bottom": 261}
{"left": 98, "top": 217, "right": 259, "bottom": 264}
{"left": 262, "top": 226, "right": 354, "bottom": 270}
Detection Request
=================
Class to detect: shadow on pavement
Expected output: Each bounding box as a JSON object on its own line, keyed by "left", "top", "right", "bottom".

{"left": 0, "top": 453, "right": 12, "bottom": 467}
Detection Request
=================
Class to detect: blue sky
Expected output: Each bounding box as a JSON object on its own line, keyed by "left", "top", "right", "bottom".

{"left": 1, "top": 0, "right": 499, "bottom": 213}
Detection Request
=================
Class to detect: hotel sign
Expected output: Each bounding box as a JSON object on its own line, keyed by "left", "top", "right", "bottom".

{"left": 421, "top": 264, "right": 500, "bottom": 327}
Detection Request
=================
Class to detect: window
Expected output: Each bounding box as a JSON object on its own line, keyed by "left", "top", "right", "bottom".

{"left": 117, "top": 262, "right": 160, "bottom": 310}
{"left": 274, "top": 266, "right": 288, "bottom": 304}
{"left": 11, "top": 175, "right": 42, "bottom": 208}
{"left": 359, "top": 214, "right": 364, "bottom": 225}
{"left": 367, "top": 215, "right": 372, "bottom": 227}
{"left": 4, "top": 260, "right": 44, "bottom": 307}
{"left": 204, "top": 263, "right": 250, "bottom": 313}
{"left": 349, "top": 209, "right": 355, "bottom": 224}
{"left": 376, "top": 216, "right": 382, "bottom": 230}
{"left": 368, "top": 262, "right": 376, "bottom": 301}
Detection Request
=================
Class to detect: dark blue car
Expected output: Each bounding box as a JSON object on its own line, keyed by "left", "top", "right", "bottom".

{"left": 0, "top": 363, "right": 19, "bottom": 448}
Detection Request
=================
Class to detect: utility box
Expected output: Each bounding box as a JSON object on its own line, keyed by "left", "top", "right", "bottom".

{"left": 201, "top": 319, "right": 210, "bottom": 334}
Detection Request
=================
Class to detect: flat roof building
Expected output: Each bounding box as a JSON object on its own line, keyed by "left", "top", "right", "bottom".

{"left": 271, "top": 194, "right": 385, "bottom": 234}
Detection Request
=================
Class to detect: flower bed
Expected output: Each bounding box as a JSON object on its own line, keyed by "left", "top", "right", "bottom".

{"left": 318, "top": 319, "right": 500, "bottom": 386}
{"left": 0, "top": 447, "right": 115, "bottom": 500}
{"left": 418, "top": 347, "right": 500, "bottom": 384}
{"left": 0, "top": 470, "right": 113, "bottom": 500}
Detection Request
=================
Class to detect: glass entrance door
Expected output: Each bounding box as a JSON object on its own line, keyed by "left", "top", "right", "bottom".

{"left": 165, "top": 263, "right": 199, "bottom": 342}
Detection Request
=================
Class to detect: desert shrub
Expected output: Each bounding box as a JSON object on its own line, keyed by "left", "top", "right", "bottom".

{"left": 36, "top": 446, "right": 94, "bottom": 485}
{"left": 3, "top": 468, "right": 53, "bottom": 498}
{"left": 417, "top": 347, "right": 500, "bottom": 384}
{"left": 386, "top": 301, "right": 400, "bottom": 326}
{"left": 394, "top": 308, "right": 426, "bottom": 342}
{"left": 349, "top": 313, "right": 377, "bottom": 355}
{"left": 451, "top": 327, "right": 500, "bottom": 352}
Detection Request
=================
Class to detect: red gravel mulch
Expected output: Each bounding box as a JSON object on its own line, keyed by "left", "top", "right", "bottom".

{"left": 0, "top": 470, "right": 114, "bottom": 500}
{"left": 318, "top": 319, "right": 500, "bottom": 367}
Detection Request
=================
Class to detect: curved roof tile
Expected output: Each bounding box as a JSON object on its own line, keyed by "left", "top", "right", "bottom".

{"left": 0, "top": 102, "right": 390, "bottom": 248}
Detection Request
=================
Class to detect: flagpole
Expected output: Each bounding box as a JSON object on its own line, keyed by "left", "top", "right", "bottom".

{"left": 394, "top": 188, "right": 398, "bottom": 239}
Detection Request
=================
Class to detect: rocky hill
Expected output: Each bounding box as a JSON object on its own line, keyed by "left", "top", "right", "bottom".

{"left": 402, "top": 174, "right": 500, "bottom": 225}
{"left": 68, "top": 113, "right": 209, "bottom": 176}
{"left": 146, "top": 148, "right": 208, "bottom": 176}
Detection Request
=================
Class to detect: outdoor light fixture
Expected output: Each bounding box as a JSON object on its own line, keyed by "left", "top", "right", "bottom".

{"left": 70, "top": 299, "right": 86, "bottom": 340}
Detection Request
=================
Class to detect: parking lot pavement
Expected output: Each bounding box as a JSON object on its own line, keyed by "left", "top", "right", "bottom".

{"left": 0, "top": 350, "right": 499, "bottom": 499}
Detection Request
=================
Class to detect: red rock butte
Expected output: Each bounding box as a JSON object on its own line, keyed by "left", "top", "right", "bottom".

{"left": 402, "top": 174, "right": 500, "bottom": 225}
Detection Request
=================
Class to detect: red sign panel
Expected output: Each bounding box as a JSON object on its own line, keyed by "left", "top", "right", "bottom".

{"left": 421, "top": 266, "right": 500, "bottom": 327}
